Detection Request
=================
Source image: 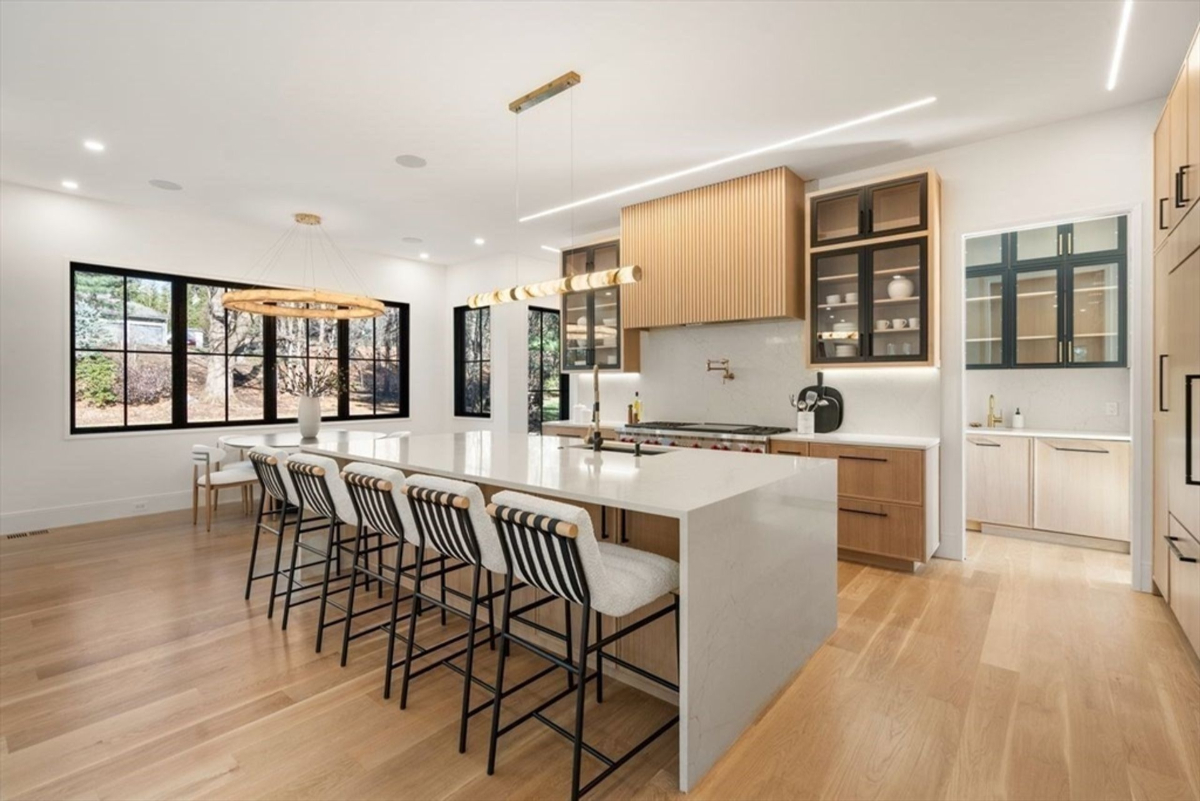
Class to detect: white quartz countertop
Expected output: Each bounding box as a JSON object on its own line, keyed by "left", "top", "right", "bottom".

{"left": 301, "top": 431, "right": 835, "bottom": 518}
{"left": 543, "top": 419, "right": 626, "bottom": 430}
{"left": 769, "top": 431, "right": 940, "bottom": 450}
{"left": 963, "top": 427, "right": 1131, "bottom": 442}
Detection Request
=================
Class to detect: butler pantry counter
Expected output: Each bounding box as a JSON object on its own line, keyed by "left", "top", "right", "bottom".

{"left": 301, "top": 431, "right": 837, "bottom": 791}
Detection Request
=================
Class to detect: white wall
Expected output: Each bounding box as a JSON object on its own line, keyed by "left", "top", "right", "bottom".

{"left": 443, "top": 253, "right": 558, "bottom": 434}
{"left": 584, "top": 99, "right": 1158, "bottom": 576}
{"left": 0, "top": 182, "right": 447, "bottom": 533}
{"left": 965, "top": 368, "right": 1130, "bottom": 433}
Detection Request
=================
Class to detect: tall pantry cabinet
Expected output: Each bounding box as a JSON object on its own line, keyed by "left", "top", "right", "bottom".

{"left": 1153, "top": 25, "right": 1200, "bottom": 659}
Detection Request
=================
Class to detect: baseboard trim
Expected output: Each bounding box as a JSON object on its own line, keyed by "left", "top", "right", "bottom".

{"left": 837, "top": 548, "right": 921, "bottom": 573}
{"left": 980, "top": 523, "right": 1131, "bottom": 553}
{"left": 0, "top": 489, "right": 250, "bottom": 536}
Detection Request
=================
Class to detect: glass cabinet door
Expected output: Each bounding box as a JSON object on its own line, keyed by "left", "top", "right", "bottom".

{"left": 966, "top": 273, "right": 1004, "bottom": 367}
{"left": 563, "top": 292, "right": 591, "bottom": 369}
{"left": 1015, "top": 268, "right": 1060, "bottom": 365}
{"left": 812, "top": 191, "right": 861, "bottom": 247}
{"left": 564, "top": 249, "right": 589, "bottom": 277}
{"left": 1068, "top": 262, "right": 1121, "bottom": 365}
{"left": 1013, "top": 224, "right": 1063, "bottom": 263}
{"left": 1067, "top": 216, "right": 1121, "bottom": 256}
{"left": 868, "top": 240, "right": 924, "bottom": 358}
{"left": 867, "top": 177, "right": 925, "bottom": 236}
{"left": 965, "top": 233, "right": 1004, "bottom": 269}
{"left": 812, "top": 251, "right": 862, "bottom": 361}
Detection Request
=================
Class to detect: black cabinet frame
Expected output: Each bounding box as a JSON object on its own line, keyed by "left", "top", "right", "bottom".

{"left": 560, "top": 241, "right": 623, "bottom": 372}
{"left": 810, "top": 174, "right": 929, "bottom": 249}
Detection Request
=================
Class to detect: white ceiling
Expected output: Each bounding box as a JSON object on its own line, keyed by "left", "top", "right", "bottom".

{"left": 2, "top": 1, "right": 1196, "bottom": 266}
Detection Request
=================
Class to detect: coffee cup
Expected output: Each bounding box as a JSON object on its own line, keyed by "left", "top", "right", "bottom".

{"left": 908, "top": 317, "right": 919, "bottom": 329}
{"left": 825, "top": 294, "right": 841, "bottom": 305}
{"left": 875, "top": 319, "right": 891, "bottom": 330}
{"left": 844, "top": 292, "right": 859, "bottom": 303}
{"left": 893, "top": 318, "right": 907, "bottom": 329}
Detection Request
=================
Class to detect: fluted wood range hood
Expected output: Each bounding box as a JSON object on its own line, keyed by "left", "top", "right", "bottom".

{"left": 619, "top": 167, "right": 805, "bottom": 329}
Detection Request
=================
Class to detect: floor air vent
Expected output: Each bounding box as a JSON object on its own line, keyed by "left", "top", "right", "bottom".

{"left": 5, "top": 529, "right": 49, "bottom": 539}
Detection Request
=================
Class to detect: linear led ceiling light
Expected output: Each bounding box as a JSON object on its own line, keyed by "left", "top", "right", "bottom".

{"left": 517, "top": 96, "right": 937, "bottom": 222}
{"left": 1106, "top": 0, "right": 1134, "bottom": 91}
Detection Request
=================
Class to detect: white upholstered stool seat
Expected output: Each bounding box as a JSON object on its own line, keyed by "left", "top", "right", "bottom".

{"left": 593, "top": 542, "right": 680, "bottom": 618}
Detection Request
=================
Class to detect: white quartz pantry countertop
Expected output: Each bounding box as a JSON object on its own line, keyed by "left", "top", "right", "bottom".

{"left": 769, "top": 432, "right": 940, "bottom": 450}
{"left": 963, "top": 427, "right": 1131, "bottom": 442}
{"left": 301, "top": 431, "right": 835, "bottom": 518}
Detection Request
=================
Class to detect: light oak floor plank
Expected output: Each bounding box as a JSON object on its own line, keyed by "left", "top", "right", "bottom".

{"left": 1, "top": 514, "right": 1197, "bottom": 801}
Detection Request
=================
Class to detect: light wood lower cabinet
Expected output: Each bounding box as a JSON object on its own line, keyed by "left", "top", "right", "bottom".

{"left": 768, "top": 440, "right": 809, "bottom": 456}
{"left": 1033, "top": 439, "right": 1130, "bottom": 541}
{"left": 965, "top": 435, "right": 1031, "bottom": 528}
{"left": 806, "top": 443, "right": 935, "bottom": 565}
{"left": 1167, "top": 520, "right": 1200, "bottom": 655}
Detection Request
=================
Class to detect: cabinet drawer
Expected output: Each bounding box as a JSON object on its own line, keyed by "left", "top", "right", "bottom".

{"left": 769, "top": 440, "right": 810, "bottom": 456}
{"left": 837, "top": 498, "right": 925, "bottom": 561}
{"left": 809, "top": 444, "right": 923, "bottom": 504}
{"left": 1167, "top": 517, "right": 1200, "bottom": 657}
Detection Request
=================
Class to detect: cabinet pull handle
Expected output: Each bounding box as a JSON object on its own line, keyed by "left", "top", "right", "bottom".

{"left": 1048, "top": 444, "right": 1110, "bottom": 454}
{"left": 1057, "top": 233, "right": 1063, "bottom": 256}
{"left": 970, "top": 439, "right": 1001, "bottom": 447}
{"left": 1159, "top": 197, "right": 1170, "bottom": 229}
{"left": 1166, "top": 535, "right": 1198, "bottom": 563}
{"left": 1181, "top": 165, "right": 1192, "bottom": 205}
{"left": 1159, "top": 354, "right": 1169, "bottom": 413}
{"left": 840, "top": 507, "right": 888, "bottom": 518}
{"left": 1187, "top": 375, "right": 1198, "bottom": 487}
{"left": 1058, "top": 340, "right": 1063, "bottom": 363}
{"left": 1067, "top": 339, "right": 1073, "bottom": 364}
{"left": 841, "top": 455, "right": 888, "bottom": 463}
{"left": 1066, "top": 231, "right": 1073, "bottom": 254}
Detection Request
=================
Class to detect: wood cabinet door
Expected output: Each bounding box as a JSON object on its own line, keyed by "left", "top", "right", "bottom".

{"left": 1167, "top": 520, "right": 1200, "bottom": 657}
{"left": 1166, "top": 251, "right": 1200, "bottom": 542}
{"left": 1033, "top": 439, "right": 1130, "bottom": 540}
{"left": 1156, "top": 109, "right": 1173, "bottom": 249}
{"left": 837, "top": 498, "right": 924, "bottom": 561}
{"left": 808, "top": 443, "right": 924, "bottom": 504}
{"left": 965, "top": 435, "right": 1031, "bottom": 528}
{"left": 1188, "top": 36, "right": 1200, "bottom": 213}
{"left": 1155, "top": 418, "right": 1172, "bottom": 599}
{"left": 1170, "top": 74, "right": 1190, "bottom": 229}
{"left": 769, "top": 440, "right": 809, "bottom": 456}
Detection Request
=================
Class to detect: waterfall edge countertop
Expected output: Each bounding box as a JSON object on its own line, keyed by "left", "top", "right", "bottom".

{"left": 964, "top": 427, "right": 1131, "bottom": 442}
{"left": 301, "top": 430, "right": 836, "bottom": 517}
{"left": 301, "top": 430, "right": 837, "bottom": 791}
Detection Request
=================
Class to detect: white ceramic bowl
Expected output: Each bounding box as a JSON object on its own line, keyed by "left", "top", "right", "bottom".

{"left": 825, "top": 294, "right": 841, "bottom": 305}
{"left": 845, "top": 292, "right": 859, "bottom": 303}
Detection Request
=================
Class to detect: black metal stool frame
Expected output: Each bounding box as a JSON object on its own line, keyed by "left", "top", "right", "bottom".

{"left": 485, "top": 503, "right": 680, "bottom": 801}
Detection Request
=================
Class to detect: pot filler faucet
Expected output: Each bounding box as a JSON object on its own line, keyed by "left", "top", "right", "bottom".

{"left": 707, "top": 358, "right": 735, "bottom": 384}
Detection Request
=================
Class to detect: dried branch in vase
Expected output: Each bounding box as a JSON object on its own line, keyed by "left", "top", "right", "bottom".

{"left": 276, "top": 358, "right": 345, "bottom": 398}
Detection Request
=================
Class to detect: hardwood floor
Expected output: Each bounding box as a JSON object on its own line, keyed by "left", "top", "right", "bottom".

{"left": 1, "top": 508, "right": 1197, "bottom": 800}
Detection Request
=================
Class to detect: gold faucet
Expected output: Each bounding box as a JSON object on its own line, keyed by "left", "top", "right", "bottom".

{"left": 987, "top": 394, "right": 1003, "bottom": 428}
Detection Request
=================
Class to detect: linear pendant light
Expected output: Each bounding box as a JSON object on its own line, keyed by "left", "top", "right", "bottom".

{"left": 518, "top": 95, "right": 938, "bottom": 222}
{"left": 470, "top": 70, "right": 643, "bottom": 308}
{"left": 468, "top": 265, "right": 641, "bottom": 308}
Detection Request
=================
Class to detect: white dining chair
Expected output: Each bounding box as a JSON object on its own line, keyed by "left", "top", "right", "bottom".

{"left": 218, "top": 434, "right": 255, "bottom": 512}
{"left": 192, "top": 445, "right": 257, "bottom": 532}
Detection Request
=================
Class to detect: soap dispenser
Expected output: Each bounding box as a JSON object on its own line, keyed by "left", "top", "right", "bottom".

{"left": 1012, "top": 408, "right": 1025, "bottom": 429}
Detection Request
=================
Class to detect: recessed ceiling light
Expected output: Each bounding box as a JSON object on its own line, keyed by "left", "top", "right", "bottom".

{"left": 395, "top": 154, "right": 427, "bottom": 169}
{"left": 83, "top": 140, "right": 105, "bottom": 152}
{"left": 61, "top": 179, "right": 79, "bottom": 190}
{"left": 1106, "top": 0, "right": 1134, "bottom": 91}
{"left": 419, "top": 252, "right": 430, "bottom": 260}
{"left": 541, "top": 245, "right": 562, "bottom": 253}
{"left": 518, "top": 96, "right": 938, "bottom": 222}
{"left": 149, "top": 179, "right": 183, "bottom": 191}
{"left": 402, "top": 236, "right": 423, "bottom": 244}
{"left": 474, "top": 237, "right": 486, "bottom": 245}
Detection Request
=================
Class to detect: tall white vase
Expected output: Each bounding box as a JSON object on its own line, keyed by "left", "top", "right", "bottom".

{"left": 298, "top": 395, "right": 321, "bottom": 438}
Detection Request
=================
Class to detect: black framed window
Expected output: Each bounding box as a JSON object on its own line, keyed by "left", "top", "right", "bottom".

{"left": 454, "top": 305, "right": 490, "bottom": 417}
{"left": 527, "top": 307, "right": 568, "bottom": 433}
{"left": 70, "top": 262, "right": 409, "bottom": 434}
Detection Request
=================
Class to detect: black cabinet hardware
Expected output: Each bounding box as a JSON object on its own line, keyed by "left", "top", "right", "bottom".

{"left": 1047, "top": 444, "right": 1110, "bottom": 454}
{"left": 1182, "top": 165, "right": 1192, "bottom": 205}
{"left": 970, "top": 439, "right": 1001, "bottom": 448}
{"left": 1160, "top": 197, "right": 1170, "bottom": 229}
{"left": 1160, "top": 354, "right": 1170, "bottom": 412}
{"left": 1166, "top": 535, "right": 1198, "bottom": 563}
{"left": 839, "top": 507, "right": 888, "bottom": 518}
{"left": 1187, "top": 375, "right": 1198, "bottom": 486}
{"left": 841, "top": 455, "right": 888, "bottom": 463}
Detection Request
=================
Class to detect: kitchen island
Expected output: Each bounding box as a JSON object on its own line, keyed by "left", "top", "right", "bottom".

{"left": 302, "top": 431, "right": 837, "bottom": 791}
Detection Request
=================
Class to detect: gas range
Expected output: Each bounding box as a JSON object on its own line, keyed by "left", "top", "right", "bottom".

{"left": 615, "top": 421, "right": 790, "bottom": 452}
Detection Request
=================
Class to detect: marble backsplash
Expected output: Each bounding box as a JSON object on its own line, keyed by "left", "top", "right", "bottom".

{"left": 964, "top": 366, "right": 1130, "bottom": 433}
{"left": 574, "top": 319, "right": 942, "bottom": 437}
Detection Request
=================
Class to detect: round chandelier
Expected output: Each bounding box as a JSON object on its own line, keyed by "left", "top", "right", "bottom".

{"left": 222, "top": 213, "right": 384, "bottom": 320}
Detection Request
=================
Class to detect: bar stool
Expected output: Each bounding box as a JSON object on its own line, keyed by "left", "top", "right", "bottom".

{"left": 485, "top": 491, "right": 680, "bottom": 801}
{"left": 244, "top": 446, "right": 297, "bottom": 614}
{"left": 337, "top": 462, "right": 435, "bottom": 692}
{"left": 281, "top": 453, "right": 368, "bottom": 652}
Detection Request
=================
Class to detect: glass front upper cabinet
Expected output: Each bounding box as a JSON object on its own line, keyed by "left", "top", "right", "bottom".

{"left": 868, "top": 240, "right": 926, "bottom": 360}
{"left": 965, "top": 215, "right": 1126, "bottom": 369}
{"left": 560, "top": 241, "right": 624, "bottom": 372}
{"left": 811, "top": 251, "right": 862, "bottom": 362}
{"left": 810, "top": 173, "right": 928, "bottom": 248}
